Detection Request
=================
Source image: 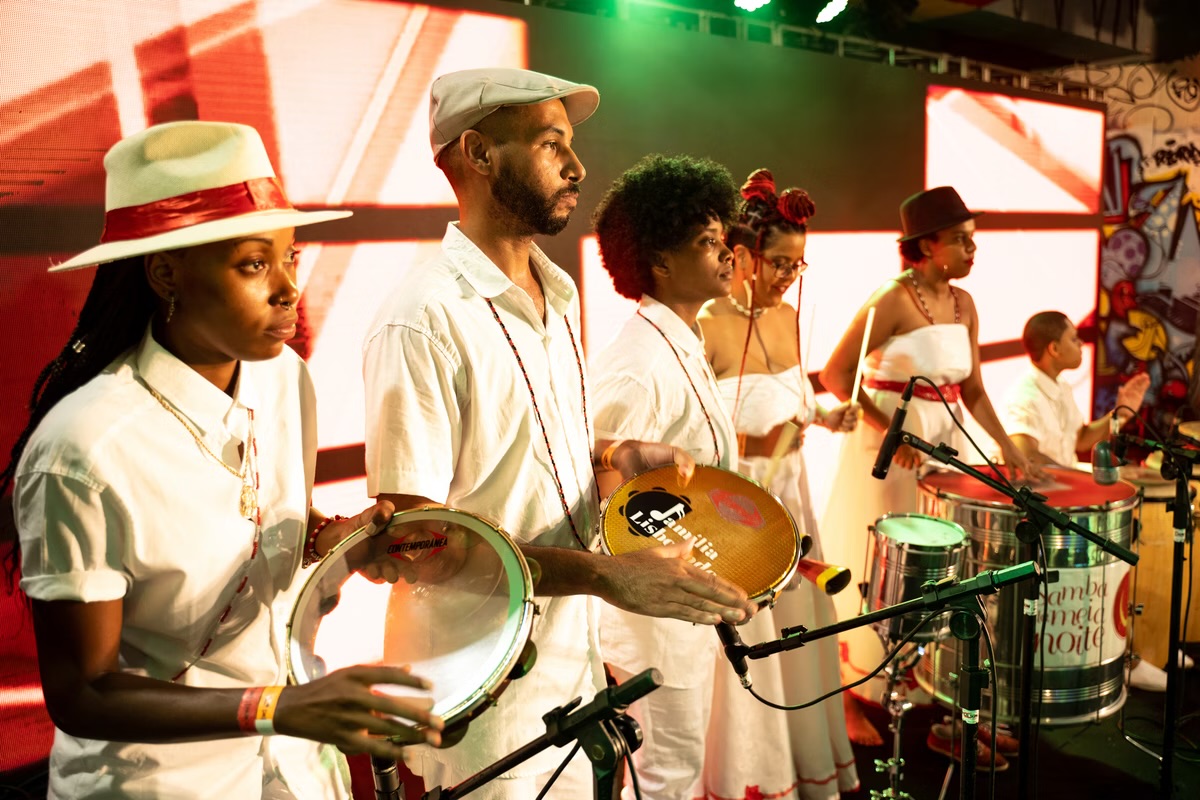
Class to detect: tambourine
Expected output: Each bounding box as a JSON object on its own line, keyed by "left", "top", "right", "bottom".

{"left": 287, "top": 508, "right": 536, "bottom": 741}
{"left": 600, "top": 465, "right": 805, "bottom": 605}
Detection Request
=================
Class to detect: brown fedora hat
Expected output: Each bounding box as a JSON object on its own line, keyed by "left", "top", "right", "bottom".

{"left": 897, "top": 186, "right": 982, "bottom": 242}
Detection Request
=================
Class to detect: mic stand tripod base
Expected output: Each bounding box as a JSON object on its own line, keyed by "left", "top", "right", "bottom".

{"left": 947, "top": 598, "right": 987, "bottom": 800}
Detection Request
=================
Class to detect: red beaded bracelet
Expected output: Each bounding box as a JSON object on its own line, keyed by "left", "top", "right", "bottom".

{"left": 303, "top": 514, "right": 346, "bottom": 568}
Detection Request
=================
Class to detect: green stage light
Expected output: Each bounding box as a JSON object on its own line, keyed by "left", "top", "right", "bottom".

{"left": 734, "top": 0, "right": 772, "bottom": 11}
{"left": 815, "top": 0, "right": 848, "bottom": 23}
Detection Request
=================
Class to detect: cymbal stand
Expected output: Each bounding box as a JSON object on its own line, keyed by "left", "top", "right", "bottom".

{"left": 871, "top": 637, "right": 925, "bottom": 800}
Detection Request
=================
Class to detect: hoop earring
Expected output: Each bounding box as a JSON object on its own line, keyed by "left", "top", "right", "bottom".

{"left": 166, "top": 293, "right": 176, "bottom": 323}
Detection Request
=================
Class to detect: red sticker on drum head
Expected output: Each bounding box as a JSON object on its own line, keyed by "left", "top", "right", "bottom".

{"left": 708, "top": 490, "right": 764, "bottom": 529}
{"left": 386, "top": 532, "right": 448, "bottom": 562}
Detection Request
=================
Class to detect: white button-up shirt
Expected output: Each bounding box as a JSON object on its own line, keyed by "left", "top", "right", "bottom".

{"left": 1001, "top": 365, "right": 1085, "bottom": 466}
{"left": 15, "top": 328, "right": 346, "bottom": 799}
{"left": 362, "top": 223, "right": 604, "bottom": 778}
{"left": 591, "top": 296, "right": 737, "bottom": 688}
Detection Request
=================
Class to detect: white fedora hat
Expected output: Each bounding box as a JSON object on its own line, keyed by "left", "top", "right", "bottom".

{"left": 51, "top": 120, "right": 351, "bottom": 272}
{"left": 429, "top": 67, "right": 599, "bottom": 162}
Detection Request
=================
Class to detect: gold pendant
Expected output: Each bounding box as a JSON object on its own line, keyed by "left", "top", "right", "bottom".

{"left": 240, "top": 484, "right": 257, "bottom": 519}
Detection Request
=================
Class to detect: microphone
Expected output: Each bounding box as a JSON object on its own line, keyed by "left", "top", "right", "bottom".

{"left": 716, "top": 622, "right": 752, "bottom": 689}
{"left": 872, "top": 376, "right": 916, "bottom": 479}
{"left": 1092, "top": 415, "right": 1121, "bottom": 485}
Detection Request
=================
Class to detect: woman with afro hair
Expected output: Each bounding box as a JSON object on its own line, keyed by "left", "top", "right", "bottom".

{"left": 699, "top": 169, "right": 861, "bottom": 799}
{"left": 590, "top": 153, "right": 749, "bottom": 800}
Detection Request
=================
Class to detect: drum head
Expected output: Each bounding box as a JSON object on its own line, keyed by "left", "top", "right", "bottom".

{"left": 875, "top": 513, "right": 965, "bottom": 548}
{"left": 600, "top": 464, "right": 800, "bottom": 602}
{"left": 287, "top": 508, "right": 535, "bottom": 732}
{"left": 920, "top": 465, "right": 1137, "bottom": 511}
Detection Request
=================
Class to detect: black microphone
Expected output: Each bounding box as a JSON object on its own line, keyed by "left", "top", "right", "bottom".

{"left": 1092, "top": 415, "right": 1121, "bottom": 485}
{"left": 872, "top": 376, "right": 916, "bottom": 479}
{"left": 716, "top": 622, "right": 752, "bottom": 689}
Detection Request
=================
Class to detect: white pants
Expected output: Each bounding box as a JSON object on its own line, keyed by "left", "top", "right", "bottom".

{"left": 611, "top": 664, "right": 715, "bottom": 800}
{"left": 409, "top": 746, "right": 595, "bottom": 800}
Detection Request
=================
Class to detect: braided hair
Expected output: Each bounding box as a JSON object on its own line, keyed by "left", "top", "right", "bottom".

{"left": 2, "top": 257, "right": 159, "bottom": 590}
{"left": 727, "top": 168, "right": 816, "bottom": 253}
{"left": 725, "top": 169, "right": 816, "bottom": 424}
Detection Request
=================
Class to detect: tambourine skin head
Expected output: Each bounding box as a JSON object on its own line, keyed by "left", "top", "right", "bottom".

{"left": 286, "top": 508, "right": 536, "bottom": 741}
{"left": 601, "top": 465, "right": 801, "bottom": 603}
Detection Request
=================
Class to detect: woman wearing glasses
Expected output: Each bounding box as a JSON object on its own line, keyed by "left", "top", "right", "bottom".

{"left": 699, "top": 169, "right": 860, "bottom": 800}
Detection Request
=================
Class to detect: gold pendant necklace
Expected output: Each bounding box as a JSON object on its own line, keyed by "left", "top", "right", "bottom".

{"left": 144, "top": 382, "right": 258, "bottom": 519}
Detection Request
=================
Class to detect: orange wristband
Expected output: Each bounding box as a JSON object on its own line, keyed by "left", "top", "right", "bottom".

{"left": 600, "top": 440, "right": 625, "bottom": 471}
{"left": 255, "top": 685, "right": 285, "bottom": 736}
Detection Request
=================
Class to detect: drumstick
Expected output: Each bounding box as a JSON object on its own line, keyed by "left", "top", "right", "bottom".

{"left": 762, "top": 421, "right": 799, "bottom": 487}
{"left": 849, "top": 306, "right": 876, "bottom": 413}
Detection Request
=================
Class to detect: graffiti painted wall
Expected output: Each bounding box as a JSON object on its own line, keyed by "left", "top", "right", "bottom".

{"left": 1062, "top": 58, "right": 1200, "bottom": 426}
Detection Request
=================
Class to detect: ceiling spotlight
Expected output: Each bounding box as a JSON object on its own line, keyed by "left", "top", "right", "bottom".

{"left": 734, "top": 0, "right": 772, "bottom": 11}
{"left": 816, "top": 0, "right": 848, "bottom": 23}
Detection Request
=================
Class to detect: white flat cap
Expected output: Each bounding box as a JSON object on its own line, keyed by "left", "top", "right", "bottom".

{"left": 429, "top": 67, "right": 599, "bottom": 162}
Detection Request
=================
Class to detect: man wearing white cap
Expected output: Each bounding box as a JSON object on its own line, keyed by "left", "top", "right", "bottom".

{"left": 363, "top": 68, "right": 756, "bottom": 798}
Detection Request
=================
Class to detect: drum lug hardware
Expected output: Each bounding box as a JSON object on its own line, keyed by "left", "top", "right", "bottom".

{"left": 1133, "top": 602, "right": 1144, "bottom": 616}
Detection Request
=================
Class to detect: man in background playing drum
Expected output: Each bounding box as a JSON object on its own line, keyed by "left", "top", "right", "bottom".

{"left": 1001, "top": 311, "right": 1171, "bottom": 691}
{"left": 1002, "top": 311, "right": 1149, "bottom": 468}
{"left": 362, "top": 68, "right": 756, "bottom": 800}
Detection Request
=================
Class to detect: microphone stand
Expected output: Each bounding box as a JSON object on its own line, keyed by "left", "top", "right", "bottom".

{"left": 893, "top": 431, "right": 1139, "bottom": 800}
{"left": 419, "top": 668, "right": 662, "bottom": 800}
{"left": 1118, "top": 433, "right": 1198, "bottom": 799}
{"left": 725, "top": 562, "right": 1040, "bottom": 800}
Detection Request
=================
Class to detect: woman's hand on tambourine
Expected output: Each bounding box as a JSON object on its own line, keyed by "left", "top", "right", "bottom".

{"left": 598, "top": 539, "right": 757, "bottom": 626}
{"left": 610, "top": 441, "right": 697, "bottom": 486}
{"left": 275, "top": 665, "right": 443, "bottom": 758}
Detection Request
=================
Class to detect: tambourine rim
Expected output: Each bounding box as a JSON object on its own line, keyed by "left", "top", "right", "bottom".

{"left": 599, "top": 464, "right": 801, "bottom": 603}
{"left": 286, "top": 507, "right": 536, "bottom": 728}
{"left": 920, "top": 466, "right": 1140, "bottom": 513}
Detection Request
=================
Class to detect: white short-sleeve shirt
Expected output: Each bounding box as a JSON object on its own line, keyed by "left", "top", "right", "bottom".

{"left": 15, "top": 328, "right": 346, "bottom": 799}
{"left": 362, "top": 223, "right": 605, "bottom": 778}
{"left": 591, "top": 296, "right": 736, "bottom": 688}
{"left": 1001, "top": 365, "right": 1085, "bottom": 466}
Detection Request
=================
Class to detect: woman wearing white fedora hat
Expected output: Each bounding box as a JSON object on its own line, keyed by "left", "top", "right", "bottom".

{"left": 2, "top": 121, "right": 441, "bottom": 799}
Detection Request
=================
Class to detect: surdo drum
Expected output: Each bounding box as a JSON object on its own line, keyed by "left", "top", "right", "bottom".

{"left": 916, "top": 466, "right": 1137, "bottom": 725}
{"left": 865, "top": 513, "right": 968, "bottom": 642}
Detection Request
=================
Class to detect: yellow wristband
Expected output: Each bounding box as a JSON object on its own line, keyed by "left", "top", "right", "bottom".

{"left": 600, "top": 440, "right": 625, "bottom": 471}
{"left": 254, "top": 685, "right": 285, "bottom": 736}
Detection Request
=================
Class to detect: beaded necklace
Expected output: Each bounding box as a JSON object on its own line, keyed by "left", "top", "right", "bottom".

{"left": 486, "top": 298, "right": 598, "bottom": 549}
{"left": 728, "top": 290, "right": 765, "bottom": 319}
{"left": 908, "top": 270, "right": 960, "bottom": 324}
{"left": 143, "top": 379, "right": 263, "bottom": 682}
{"left": 637, "top": 310, "right": 721, "bottom": 464}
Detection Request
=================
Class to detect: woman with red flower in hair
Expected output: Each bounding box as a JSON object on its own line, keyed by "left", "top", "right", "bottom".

{"left": 699, "top": 169, "right": 860, "bottom": 799}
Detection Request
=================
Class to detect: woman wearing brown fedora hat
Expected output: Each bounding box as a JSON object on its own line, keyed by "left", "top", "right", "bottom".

{"left": 2, "top": 121, "right": 441, "bottom": 799}
{"left": 816, "top": 186, "right": 1040, "bottom": 760}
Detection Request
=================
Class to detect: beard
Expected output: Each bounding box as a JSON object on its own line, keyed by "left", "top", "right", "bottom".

{"left": 490, "top": 163, "right": 578, "bottom": 236}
